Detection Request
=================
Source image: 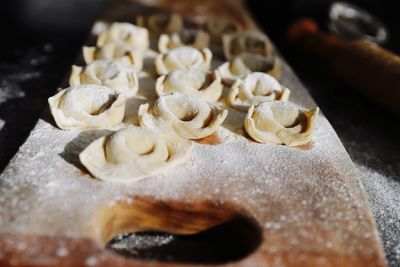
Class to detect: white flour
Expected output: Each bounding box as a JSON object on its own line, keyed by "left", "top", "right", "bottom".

{"left": 358, "top": 164, "right": 400, "bottom": 267}
{"left": 0, "top": 28, "right": 387, "bottom": 266}
{"left": 0, "top": 80, "right": 25, "bottom": 105}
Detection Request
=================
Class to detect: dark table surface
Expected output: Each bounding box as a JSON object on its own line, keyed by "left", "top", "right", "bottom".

{"left": 0, "top": 0, "right": 399, "bottom": 266}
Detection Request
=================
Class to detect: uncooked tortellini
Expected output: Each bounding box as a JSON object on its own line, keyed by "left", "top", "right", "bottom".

{"left": 97, "top": 22, "right": 149, "bottom": 51}
{"left": 227, "top": 72, "right": 290, "bottom": 111}
{"left": 158, "top": 29, "right": 210, "bottom": 53}
{"left": 48, "top": 85, "right": 126, "bottom": 130}
{"left": 69, "top": 60, "right": 138, "bottom": 97}
{"left": 156, "top": 69, "right": 223, "bottom": 102}
{"left": 79, "top": 125, "right": 192, "bottom": 182}
{"left": 218, "top": 53, "right": 280, "bottom": 85}
{"left": 206, "top": 16, "right": 242, "bottom": 43}
{"left": 83, "top": 42, "right": 143, "bottom": 71}
{"left": 137, "top": 13, "right": 183, "bottom": 36}
{"left": 222, "top": 32, "right": 272, "bottom": 59}
{"left": 244, "top": 101, "right": 319, "bottom": 146}
{"left": 155, "top": 46, "right": 212, "bottom": 75}
{"left": 139, "top": 93, "right": 228, "bottom": 139}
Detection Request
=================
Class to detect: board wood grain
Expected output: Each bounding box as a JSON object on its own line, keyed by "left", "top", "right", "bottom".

{"left": 0, "top": 0, "right": 387, "bottom": 266}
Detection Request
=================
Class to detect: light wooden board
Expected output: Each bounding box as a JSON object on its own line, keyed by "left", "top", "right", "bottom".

{"left": 0, "top": 0, "right": 386, "bottom": 266}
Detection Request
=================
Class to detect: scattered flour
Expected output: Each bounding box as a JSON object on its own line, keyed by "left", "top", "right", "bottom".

{"left": 85, "top": 255, "right": 98, "bottom": 266}
{"left": 358, "top": 164, "right": 400, "bottom": 267}
{"left": 56, "top": 247, "right": 69, "bottom": 257}
{"left": 0, "top": 59, "right": 385, "bottom": 264}
{"left": 0, "top": 80, "right": 25, "bottom": 105}
{"left": 0, "top": 24, "right": 387, "bottom": 266}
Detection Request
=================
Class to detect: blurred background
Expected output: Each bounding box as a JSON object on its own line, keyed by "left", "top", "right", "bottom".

{"left": 0, "top": 0, "right": 399, "bottom": 266}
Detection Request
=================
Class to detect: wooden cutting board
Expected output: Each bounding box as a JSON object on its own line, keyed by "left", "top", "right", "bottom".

{"left": 0, "top": 0, "right": 387, "bottom": 266}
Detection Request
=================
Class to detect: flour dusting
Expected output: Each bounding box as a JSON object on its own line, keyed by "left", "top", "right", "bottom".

{"left": 358, "top": 164, "right": 400, "bottom": 266}
{"left": 0, "top": 80, "right": 25, "bottom": 105}
{"left": 0, "top": 20, "right": 386, "bottom": 266}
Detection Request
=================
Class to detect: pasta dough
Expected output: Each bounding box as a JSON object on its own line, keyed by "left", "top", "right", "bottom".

{"left": 206, "top": 16, "right": 242, "bottom": 43}
{"left": 48, "top": 85, "right": 126, "bottom": 130}
{"left": 139, "top": 93, "right": 228, "bottom": 139}
{"left": 218, "top": 53, "right": 281, "bottom": 85}
{"left": 155, "top": 46, "right": 212, "bottom": 75}
{"left": 227, "top": 72, "right": 290, "bottom": 111}
{"left": 79, "top": 125, "right": 192, "bottom": 182}
{"left": 222, "top": 32, "right": 272, "bottom": 59}
{"left": 83, "top": 42, "right": 143, "bottom": 71}
{"left": 97, "top": 22, "right": 149, "bottom": 51}
{"left": 137, "top": 13, "right": 183, "bottom": 35}
{"left": 69, "top": 60, "right": 139, "bottom": 97}
{"left": 158, "top": 29, "right": 210, "bottom": 53}
{"left": 155, "top": 69, "right": 223, "bottom": 102}
{"left": 244, "top": 101, "right": 319, "bottom": 146}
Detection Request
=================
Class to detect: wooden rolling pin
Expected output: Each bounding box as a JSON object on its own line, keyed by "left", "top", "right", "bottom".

{"left": 288, "top": 18, "right": 400, "bottom": 115}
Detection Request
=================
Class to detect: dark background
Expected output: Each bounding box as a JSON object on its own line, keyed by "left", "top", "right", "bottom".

{"left": 0, "top": 0, "right": 399, "bottom": 265}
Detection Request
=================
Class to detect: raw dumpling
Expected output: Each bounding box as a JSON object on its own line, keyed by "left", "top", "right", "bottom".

{"left": 79, "top": 125, "right": 192, "bottom": 182}
{"left": 83, "top": 42, "right": 143, "bottom": 71}
{"left": 97, "top": 22, "right": 149, "bottom": 51}
{"left": 139, "top": 93, "right": 228, "bottom": 139}
{"left": 137, "top": 13, "right": 183, "bottom": 36}
{"left": 218, "top": 53, "right": 281, "bottom": 85}
{"left": 227, "top": 72, "right": 290, "bottom": 111}
{"left": 48, "top": 85, "right": 126, "bottom": 130}
{"left": 244, "top": 101, "right": 319, "bottom": 146}
{"left": 155, "top": 46, "right": 212, "bottom": 75}
{"left": 158, "top": 29, "right": 210, "bottom": 53}
{"left": 222, "top": 32, "right": 272, "bottom": 59}
{"left": 156, "top": 69, "right": 223, "bottom": 102}
{"left": 206, "top": 16, "right": 242, "bottom": 43}
{"left": 69, "top": 60, "right": 138, "bottom": 97}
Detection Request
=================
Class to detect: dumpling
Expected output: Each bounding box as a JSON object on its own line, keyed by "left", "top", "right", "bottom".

{"left": 227, "top": 72, "right": 290, "bottom": 111}
{"left": 83, "top": 42, "right": 143, "bottom": 71}
{"left": 222, "top": 32, "right": 272, "bottom": 59}
{"left": 218, "top": 53, "right": 281, "bottom": 85}
{"left": 139, "top": 93, "right": 228, "bottom": 139}
{"left": 96, "top": 22, "right": 149, "bottom": 51}
{"left": 48, "top": 85, "right": 126, "bottom": 130}
{"left": 155, "top": 46, "right": 212, "bottom": 75}
{"left": 155, "top": 69, "right": 223, "bottom": 102}
{"left": 206, "top": 16, "right": 242, "bottom": 43}
{"left": 79, "top": 125, "right": 192, "bottom": 182}
{"left": 137, "top": 13, "right": 183, "bottom": 36}
{"left": 244, "top": 101, "right": 319, "bottom": 146}
{"left": 158, "top": 29, "right": 210, "bottom": 53}
{"left": 69, "top": 60, "right": 139, "bottom": 97}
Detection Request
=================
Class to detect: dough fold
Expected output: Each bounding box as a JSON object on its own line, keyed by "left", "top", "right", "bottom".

{"left": 155, "top": 46, "right": 212, "bottom": 75}
{"left": 205, "top": 16, "right": 242, "bottom": 43}
{"left": 97, "top": 22, "right": 149, "bottom": 51}
{"left": 79, "top": 125, "right": 192, "bottom": 182}
{"left": 244, "top": 101, "right": 319, "bottom": 146}
{"left": 137, "top": 13, "right": 183, "bottom": 36}
{"left": 227, "top": 72, "right": 290, "bottom": 111}
{"left": 218, "top": 53, "right": 281, "bottom": 85}
{"left": 48, "top": 85, "right": 126, "bottom": 130}
{"left": 69, "top": 59, "right": 138, "bottom": 97}
{"left": 139, "top": 93, "right": 227, "bottom": 139}
{"left": 158, "top": 29, "right": 210, "bottom": 53}
{"left": 83, "top": 42, "right": 143, "bottom": 71}
{"left": 222, "top": 32, "right": 272, "bottom": 59}
{"left": 156, "top": 69, "right": 223, "bottom": 102}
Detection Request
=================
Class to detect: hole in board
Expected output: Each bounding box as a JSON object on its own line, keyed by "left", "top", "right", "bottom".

{"left": 90, "top": 196, "right": 262, "bottom": 264}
